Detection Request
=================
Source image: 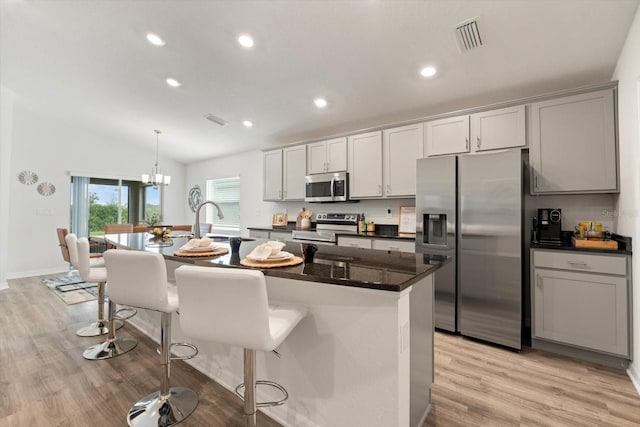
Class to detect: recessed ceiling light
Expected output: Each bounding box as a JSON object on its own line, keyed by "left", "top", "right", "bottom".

{"left": 146, "top": 32, "right": 166, "bottom": 46}
{"left": 243, "top": 120, "right": 254, "bottom": 128}
{"left": 314, "top": 97, "right": 328, "bottom": 108}
{"left": 238, "top": 34, "right": 254, "bottom": 48}
{"left": 420, "top": 66, "right": 437, "bottom": 78}
{"left": 166, "top": 77, "right": 181, "bottom": 87}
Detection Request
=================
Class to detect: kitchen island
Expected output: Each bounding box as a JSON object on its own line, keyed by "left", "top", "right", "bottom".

{"left": 105, "top": 233, "right": 446, "bottom": 427}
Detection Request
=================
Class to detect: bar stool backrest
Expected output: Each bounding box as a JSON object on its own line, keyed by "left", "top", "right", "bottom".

{"left": 103, "top": 249, "right": 172, "bottom": 312}
{"left": 65, "top": 233, "right": 79, "bottom": 269}
{"left": 175, "top": 266, "right": 272, "bottom": 351}
{"left": 76, "top": 237, "right": 94, "bottom": 280}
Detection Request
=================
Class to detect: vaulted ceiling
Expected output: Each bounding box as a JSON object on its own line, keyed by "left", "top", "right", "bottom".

{"left": 1, "top": 0, "right": 638, "bottom": 163}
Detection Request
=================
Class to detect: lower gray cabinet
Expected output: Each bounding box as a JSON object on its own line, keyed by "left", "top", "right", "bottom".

{"left": 531, "top": 249, "right": 630, "bottom": 358}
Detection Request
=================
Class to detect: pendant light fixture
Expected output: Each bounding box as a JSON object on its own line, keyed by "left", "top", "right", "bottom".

{"left": 141, "top": 129, "right": 171, "bottom": 187}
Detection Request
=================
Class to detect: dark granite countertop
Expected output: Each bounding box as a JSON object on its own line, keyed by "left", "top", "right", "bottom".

{"left": 247, "top": 223, "right": 415, "bottom": 241}
{"left": 105, "top": 233, "right": 446, "bottom": 292}
{"left": 531, "top": 233, "right": 632, "bottom": 255}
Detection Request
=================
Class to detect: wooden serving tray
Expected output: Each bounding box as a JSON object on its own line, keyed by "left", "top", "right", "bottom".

{"left": 572, "top": 236, "right": 618, "bottom": 250}
{"left": 174, "top": 247, "right": 229, "bottom": 257}
{"left": 240, "top": 256, "right": 303, "bottom": 268}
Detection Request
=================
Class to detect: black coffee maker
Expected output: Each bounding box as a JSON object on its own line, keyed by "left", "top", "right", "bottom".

{"left": 534, "top": 208, "right": 562, "bottom": 245}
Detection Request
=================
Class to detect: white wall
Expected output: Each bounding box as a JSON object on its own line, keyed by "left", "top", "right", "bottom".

{"left": 611, "top": 5, "right": 640, "bottom": 392}
{"left": 186, "top": 150, "right": 273, "bottom": 235}
{"left": 0, "top": 85, "right": 15, "bottom": 289}
{"left": 6, "top": 103, "right": 186, "bottom": 278}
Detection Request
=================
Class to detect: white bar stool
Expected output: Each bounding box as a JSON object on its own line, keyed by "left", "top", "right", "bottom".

{"left": 175, "top": 266, "right": 307, "bottom": 427}
{"left": 77, "top": 238, "right": 138, "bottom": 360}
{"left": 104, "top": 249, "right": 198, "bottom": 427}
{"left": 65, "top": 233, "right": 123, "bottom": 337}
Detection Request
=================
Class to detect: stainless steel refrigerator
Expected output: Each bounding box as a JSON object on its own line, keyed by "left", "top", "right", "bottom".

{"left": 416, "top": 150, "right": 522, "bottom": 350}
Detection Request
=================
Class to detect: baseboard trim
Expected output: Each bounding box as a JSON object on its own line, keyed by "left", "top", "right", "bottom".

{"left": 6, "top": 267, "right": 67, "bottom": 280}
{"left": 0, "top": 281, "right": 8, "bottom": 291}
{"left": 628, "top": 363, "right": 640, "bottom": 396}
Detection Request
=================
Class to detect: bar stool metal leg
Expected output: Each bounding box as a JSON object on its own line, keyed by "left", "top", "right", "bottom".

{"left": 127, "top": 312, "right": 198, "bottom": 427}
{"left": 83, "top": 299, "right": 137, "bottom": 360}
{"left": 76, "top": 281, "right": 124, "bottom": 337}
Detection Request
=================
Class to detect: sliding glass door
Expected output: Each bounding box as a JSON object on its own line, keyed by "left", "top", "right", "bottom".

{"left": 71, "top": 176, "right": 162, "bottom": 236}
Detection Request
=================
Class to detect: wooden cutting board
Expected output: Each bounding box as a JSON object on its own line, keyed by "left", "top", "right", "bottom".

{"left": 572, "top": 236, "right": 618, "bottom": 249}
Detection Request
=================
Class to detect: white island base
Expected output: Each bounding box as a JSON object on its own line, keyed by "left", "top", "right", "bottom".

{"left": 128, "top": 261, "right": 434, "bottom": 427}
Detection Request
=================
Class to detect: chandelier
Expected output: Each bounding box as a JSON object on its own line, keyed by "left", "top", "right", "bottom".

{"left": 141, "top": 129, "right": 171, "bottom": 187}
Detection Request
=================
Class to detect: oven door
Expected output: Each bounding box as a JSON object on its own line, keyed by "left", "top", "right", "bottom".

{"left": 304, "top": 172, "right": 348, "bottom": 202}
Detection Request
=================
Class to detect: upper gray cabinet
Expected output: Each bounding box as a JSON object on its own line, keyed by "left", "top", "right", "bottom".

{"left": 529, "top": 88, "right": 618, "bottom": 194}
{"left": 424, "top": 115, "right": 470, "bottom": 156}
{"left": 383, "top": 123, "right": 423, "bottom": 197}
{"left": 263, "top": 149, "right": 283, "bottom": 201}
{"left": 283, "top": 145, "right": 306, "bottom": 200}
{"left": 424, "top": 105, "right": 526, "bottom": 157}
{"left": 306, "top": 137, "right": 347, "bottom": 174}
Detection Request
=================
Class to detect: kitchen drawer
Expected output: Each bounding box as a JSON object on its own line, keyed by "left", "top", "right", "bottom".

{"left": 249, "top": 230, "right": 269, "bottom": 239}
{"left": 338, "top": 236, "right": 372, "bottom": 249}
{"left": 372, "top": 239, "right": 415, "bottom": 253}
{"left": 533, "top": 250, "right": 626, "bottom": 275}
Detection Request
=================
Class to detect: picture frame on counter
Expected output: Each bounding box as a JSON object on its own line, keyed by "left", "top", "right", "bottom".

{"left": 272, "top": 212, "right": 288, "bottom": 228}
{"left": 399, "top": 206, "right": 416, "bottom": 234}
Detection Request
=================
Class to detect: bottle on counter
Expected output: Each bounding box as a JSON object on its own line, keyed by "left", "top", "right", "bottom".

{"left": 359, "top": 213, "right": 366, "bottom": 233}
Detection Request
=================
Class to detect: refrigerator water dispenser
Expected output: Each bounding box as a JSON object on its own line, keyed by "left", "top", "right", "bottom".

{"left": 424, "top": 213, "right": 447, "bottom": 245}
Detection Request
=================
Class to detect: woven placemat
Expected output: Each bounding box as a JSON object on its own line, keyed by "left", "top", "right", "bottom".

{"left": 174, "top": 247, "right": 229, "bottom": 257}
{"left": 240, "top": 256, "right": 303, "bottom": 268}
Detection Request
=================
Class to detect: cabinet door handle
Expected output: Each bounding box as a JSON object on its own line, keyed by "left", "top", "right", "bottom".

{"left": 389, "top": 246, "right": 399, "bottom": 251}
{"left": 535, "top": 175, "right": 538, "bottom": 189}
{"left": 324, "top": 161, "right": 328, "bottom": 172}
{"left": 465, "top": 137, "right": 469, "bottom": 151}
{"left": 378, "top": 185, "right": 382, "bottom": 195}
{"left": 349, "top": 243, "right": 358, "bottom": 247}
{"left": 476, "top": 136, "right": 481, "bottom": 149}
{"left": 386, "top": 184, "right": 391, "bottom": 195}
{"left": 283, "top": 190, "right": 287, "bottom": 198}
{"left": 536, "top": 274, "right": 542, "bottom": 289}
{"left": 568, "top": 261, "right": 589, "bottom": 269}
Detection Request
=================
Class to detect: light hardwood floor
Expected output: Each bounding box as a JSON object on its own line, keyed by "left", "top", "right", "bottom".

{"left": 2, "top": 274, "right": 640, "bottom": 426}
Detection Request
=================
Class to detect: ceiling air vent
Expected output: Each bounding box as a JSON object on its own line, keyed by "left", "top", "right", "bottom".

{"left": 455, "top": 17, "right": 483, "bottom": 52}
{"left": 204, "top": 113, "right": 227, "bottom": 126}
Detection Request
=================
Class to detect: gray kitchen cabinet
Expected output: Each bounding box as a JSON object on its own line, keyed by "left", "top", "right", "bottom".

{"left": 269, "top": 230, "right": 292, "bottom": 242}
{"left": 424, "top": 115, "right": 469, "bottom": 157}
{"left": 372, "top": 239, "right": 415, "bottom": 253}
{"left": 383, "top": 123, "right": 423, "bottom": 197}
{"left": 531, "top": 249, "right": 630, "bottom": 358}
{"left": 529, "top": 88, "right": 617, "bottom": 194}
{"left": 263, "top": 149, "right": 283, "bottom": 201}
{"left": 425, "top": 105, "right": 525, "bottom": 157}
{"left": 307, "top": 137, "right": 347, "bottom": 174}
{"left": 249, "top": 230, "right": 270, "bottom": 239}
{"left": 348, "top": 131, "right": 383, "bottom": 198}
{"left": 470, "top": 105, "right": 526, "bottom": 152}
{"left": 283, "top": 145, "right": 306, "bottom": 200}
{"left": 338, "top": 236, "right": 373, "bottom": 249}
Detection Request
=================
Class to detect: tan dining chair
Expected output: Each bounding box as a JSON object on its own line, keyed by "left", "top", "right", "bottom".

{"left": 132, "top": 224, "right": 149, "bottom": 233}
{"left": 104, "top": 223, "right": 133, "bottom": 234}
{"left": 171, "top": 224, "right": 193, "bottom": 232}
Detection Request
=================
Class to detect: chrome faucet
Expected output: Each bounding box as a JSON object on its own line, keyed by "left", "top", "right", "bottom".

{"left": 194, "top": 200, "right": 224, "bottom": 238}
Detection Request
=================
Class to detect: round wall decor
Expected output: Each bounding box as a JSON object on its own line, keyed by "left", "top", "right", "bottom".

{"left": 37, "top": 182, "right": 56, "bottom": 196}
{"left": 188, "top": 185, "right": 203, "bottom": 212}
{"left": 18, "top": 170, "right": 38, "bottom": 185}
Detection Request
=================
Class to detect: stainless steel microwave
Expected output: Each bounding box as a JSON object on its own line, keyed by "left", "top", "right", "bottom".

{"left": 304, "top": 172, "right": 349, "bottom": 202}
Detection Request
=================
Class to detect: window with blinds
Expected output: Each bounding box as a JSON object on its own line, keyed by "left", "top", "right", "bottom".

{"left": 205, "top": 177, "right": 240, "bottom": 231}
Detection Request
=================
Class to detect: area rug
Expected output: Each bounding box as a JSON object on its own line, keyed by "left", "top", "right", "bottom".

{"left": 42, "top": 271, "right": 98, "bottom": 305}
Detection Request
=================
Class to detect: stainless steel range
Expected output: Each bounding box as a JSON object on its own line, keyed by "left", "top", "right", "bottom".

{"left": 291, "top": 212, "right": 360, "bottom": 245}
